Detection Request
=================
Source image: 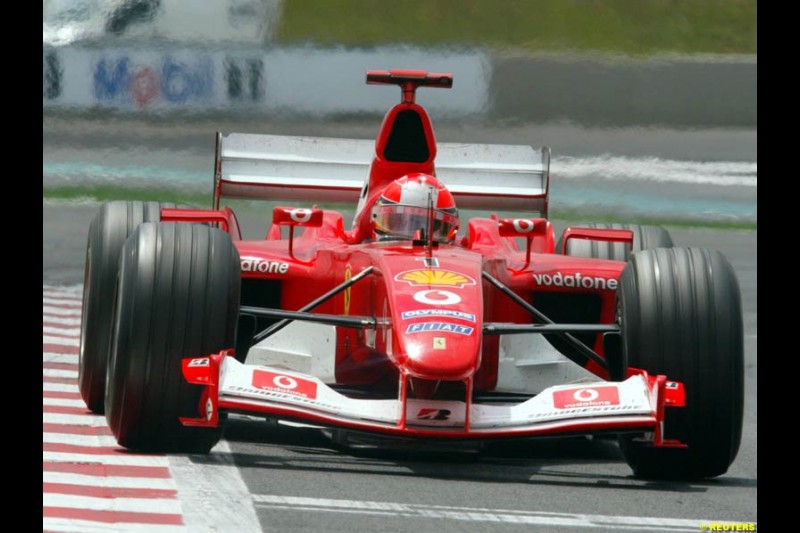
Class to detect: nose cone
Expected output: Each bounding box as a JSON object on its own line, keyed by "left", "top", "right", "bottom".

{"left": 400, "top": 318, "right": 481, "bottom": 380}
{"left": 378, "top": 253, "right": 484, "bottom": 381}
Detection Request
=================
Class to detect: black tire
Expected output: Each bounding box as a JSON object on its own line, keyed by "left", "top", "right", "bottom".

{"left": 618, "top": 248, "right": 744, "bottom": 479}
{"left": 559, "top": 223, "right": 673, "bottom": 260}
{"left": 105, "top": 222, "right": 240, "bottom": 452}
{"left": 79, "top": 201, "right": 175, "bottom": 414}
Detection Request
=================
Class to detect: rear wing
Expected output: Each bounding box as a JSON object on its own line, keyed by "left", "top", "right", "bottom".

{"left": 213, "top": 132, "right": 551, "bottom": 215}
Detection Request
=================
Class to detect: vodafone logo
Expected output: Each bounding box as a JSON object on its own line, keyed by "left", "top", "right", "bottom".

{"left": 533, "top": 272, "right": 618, "bottom": 291}
{"left": 240, "top": 257, "right": 290, "bottom": 274}
{"left": 273, "top": 375, "right": 298, "bottom": 390}
{"left": 413, "top": 290, "right": 461, "bottom": 306}
{"left": 289, "top": 208, "right": 312, "bottom": 223}
{"left": 512, "top": 219, "right": 536, "bottom": 233}
{"left": 552, "top": 386, "right": 620, "bottom": 409}
{"left": 573, "top": 388, "right": 599, "bottom": 402}
{"left": 252, "top": 370, "right": 318, "bottom": 399}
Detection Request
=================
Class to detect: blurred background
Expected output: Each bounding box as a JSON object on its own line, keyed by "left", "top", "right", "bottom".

{"left": 43, "top": 0, "right": 756, "bottom": 229}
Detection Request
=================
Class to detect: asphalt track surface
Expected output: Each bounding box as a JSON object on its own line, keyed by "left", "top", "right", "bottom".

{"left": 43, "top": 200, "right": 757, "bottom": 532}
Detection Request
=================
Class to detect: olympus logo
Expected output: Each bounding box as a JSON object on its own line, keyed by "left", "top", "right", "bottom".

{"left": 532, "top": 272, "right": 618, "bottom": 291}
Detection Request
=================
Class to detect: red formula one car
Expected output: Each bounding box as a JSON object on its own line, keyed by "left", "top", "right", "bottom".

{"left": 79, "top": 70, "right": 743, "bottom": 480}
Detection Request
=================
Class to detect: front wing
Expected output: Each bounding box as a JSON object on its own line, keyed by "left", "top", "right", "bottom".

{"left": 180, "top": 352, "right": 685, "bottom": 443}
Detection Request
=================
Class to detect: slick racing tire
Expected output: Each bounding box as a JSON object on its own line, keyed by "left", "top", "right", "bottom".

{"left": 617, "top": 248, "right": 744, "bottom": 480}
{"left": 558, "top": 223, "right": 673, "bottom": 261}
{"left": 105, "top": 222, "right": 240, "bottom": 452}
{"left": 79, "top": 201, "right": 175, "bottom": 414}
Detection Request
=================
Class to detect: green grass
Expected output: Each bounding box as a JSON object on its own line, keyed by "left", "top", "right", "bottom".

{"left": 43, "top": 185, "right": 211, "bottom": 207}
{"left": 276, "top": 0, "right": 757, "bottom": 56}
{"left": 43, "top": 186, "right": 757, "bottom": 231}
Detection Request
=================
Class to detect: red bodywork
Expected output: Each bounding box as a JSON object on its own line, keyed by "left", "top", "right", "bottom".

{"left": 168, "top": 70, "right": 685, "bottom": 444}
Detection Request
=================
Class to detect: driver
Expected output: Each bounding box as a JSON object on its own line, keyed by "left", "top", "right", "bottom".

{"left": 371, "top": 173, "right": 459, "bottom": 243}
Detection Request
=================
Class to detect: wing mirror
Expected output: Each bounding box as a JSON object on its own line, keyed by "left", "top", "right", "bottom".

{"left": 497, "top": 218, "right": 548, "bottom": 269}
{"left": 272, "top": 206, "right": 324, "bottom": 227}
{"left": 272, "top": 206, "right": 323, "bottom": 257}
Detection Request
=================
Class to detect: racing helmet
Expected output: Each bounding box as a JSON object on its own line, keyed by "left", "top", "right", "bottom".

{"left": 372, "top": 173, "right": 459, "bottom": 243}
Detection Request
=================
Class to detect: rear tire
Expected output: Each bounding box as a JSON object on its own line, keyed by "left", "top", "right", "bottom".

{"left": 105, "top": 222, "right": 240, "bottom": 452}
{"left": 79, "top": 201, "right": 174, "bottom": 414}
{"left": 559, "top": 223, "right": 673, "bottom": 261}
{"left": 618, "top": 248, "right": 744, "bottom": 479}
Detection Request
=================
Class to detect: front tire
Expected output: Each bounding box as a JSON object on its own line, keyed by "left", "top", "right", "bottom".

{"left": 105, "top": 222, "right": 240, "bottom": 452}
{"left": 618, "top": 247, "right": 744, "bottom": 479}
{"left": 79, "top": 201, "right": 174, "bottom": 414}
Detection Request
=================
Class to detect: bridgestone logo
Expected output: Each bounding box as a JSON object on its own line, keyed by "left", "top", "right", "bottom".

{"left": 532, "top": 272, "right": 618, "bottom": 291}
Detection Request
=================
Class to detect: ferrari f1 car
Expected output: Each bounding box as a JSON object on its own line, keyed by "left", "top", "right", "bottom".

{"left": 79, "top": 69, "right": 743, "bottom": 480}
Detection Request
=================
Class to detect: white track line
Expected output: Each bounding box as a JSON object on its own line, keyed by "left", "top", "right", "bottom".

{"left": 43, "top": 493, "right": 182, "bottom": 514}
{"left": 552, "top": 155, "right": 757, "bottom": 187}
{"left": 41, "top": 295, "right": 82, "bottom": 303}
{"left": 43, "top": 283, "right": 82, "bottom": 291}
{"left": 42, "top": 519, "right": 187, "bottom": 533}
{"left": 43, "top": 295, "right": 81, "bottom": 302}
{"left": 44, "top": 306, "right": 83, "bottom": 316}
{"left": 44, "top": 397, "right": 91, "bottom": 408}
{"left": 43, "top": 315, "right": 81, "bottom": 326}
{"left": 43, "top": 452, "right": 171, "bottom": 467}
{"left": 44, "top": 471, "right": 178, "bottom": 490}
{"left": 44, "top": 382, "right": 80, "bottom": 393}
{"left": 42, "top": 290, "right": 82, "bottom": 298}
{"left": 43, "top": 432, "right": 119, "bottom": 447}
{"left": 44, "top": 368, "right": 79, "bottom": 379}
{"left": 44, "top": 353, "right": 79, "bottom": 364}
{"left": 43, "top": 413, "right": 108, "bottom": 426}
{"left": 43, "top": 326, "right": 80, "bottom": 336}
{"left": 253, "top": 495, "right": 745, "bottom": 531}
{"left": 43, "top": 297, "right": 82, "bottom": 307}
{"left": 169, "top": 439, "right": 262, "bottom": 532}
{"left": 43, "top": 335, "right": 80, "bottom": 346}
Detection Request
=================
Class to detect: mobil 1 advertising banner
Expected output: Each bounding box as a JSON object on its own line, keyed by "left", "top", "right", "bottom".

{"left": 43, "top": 45, "right": 488, "bottom": 115}
{"left": 43, "top": 46, "right": 264, "bottom": 111}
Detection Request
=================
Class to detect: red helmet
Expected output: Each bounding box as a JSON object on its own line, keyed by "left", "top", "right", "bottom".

{"left": 372, "top": 173, "right": 459, "bottom": 243}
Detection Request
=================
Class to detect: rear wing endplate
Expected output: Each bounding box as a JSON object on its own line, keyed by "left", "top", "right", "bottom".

{"left": 213, "top": 132, "right": 551, "bottom": 215}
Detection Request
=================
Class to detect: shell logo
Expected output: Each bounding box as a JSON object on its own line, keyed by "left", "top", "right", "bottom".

{"left": 395, "top": 269, "right": 476, "bottom": 288}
